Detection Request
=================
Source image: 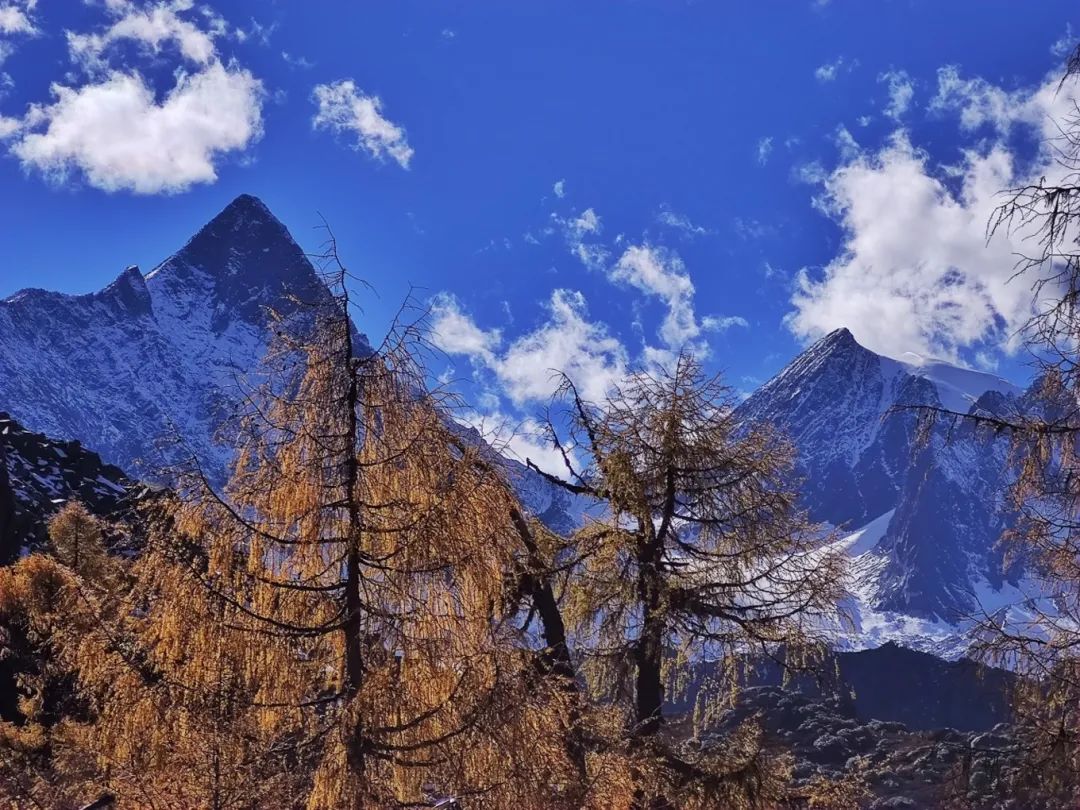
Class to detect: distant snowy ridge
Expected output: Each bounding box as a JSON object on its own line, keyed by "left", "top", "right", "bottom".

{"left": 738, "top": 327, "right": 1026, "bottom": 631}
{"left": 892, "top": 351, "right": 1020, "bottom": 415}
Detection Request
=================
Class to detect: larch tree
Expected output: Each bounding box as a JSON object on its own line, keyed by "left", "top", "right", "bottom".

{"left": 122, "top": 239, "right": 580, "bottom": 808}
{"left": 907, "top": 46, "right": 1080, "bottom": 806}
{"left": 46, "top": 502, "right": 111, "bottom": 584}
{"left": 0, "top": 239, "right": 582, "bottom": 808}
{"left": 524, "top": 355, "right": 846, "bottom": 809}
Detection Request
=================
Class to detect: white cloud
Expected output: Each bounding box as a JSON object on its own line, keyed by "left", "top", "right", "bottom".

{"left": 833, "top": 124, "right": 860, "bottom": 159}
{"left": 703, "top": 315, "right": 750, "bottom": 331}
{"left": 0, "top": 2, "right": 35, "bottom": 36}
{"left": 67, "top": 1, "right": 219, "bottom": 71}
{"left": 756, "top": 135, "right": 773, "bottom": 166}
{"left": 656, "top": 205, "right": 710, "bottom": 237}
{"left": 2, "top": 1, "right": 264, "bottom": 193}
{"left": 787, "top": 69, "right": 1079, "bottom": 361}
{"left": 815, "top": 56, "right": 854, "bottom": 83}
{"left": 430, "top": 293, "right": 502, "bottom": 365}
{"left": 496, "top": 290, "right": 628, "bottom": 404}
{"left": 233, "top": 17, "right": 275, "bottom": 46}
{"left": 0, "top": 113, "right": 18, "bottom": 138}
{"left": 552, "top": 206, "right": 609, "bottom": 269}
{"left": 610, "top": 244, "right": 703, "bottom": 349}
{"left": 312, "top": 79, "right": 413, "bottom": 169}
{"left": 12, "top": 63, "right": 263, "bottom": 193}
{"left": 0, "top": 1, "right": 37, "bottom": 74}
{"left": 570, "top": 207, "right": 600, "bottom": 236}
{"left": 432, "top": 289, "right": 628, "bottom": 406}
{"left": 928, "top": 65, "right": 1059, "bottom": 134}
{"left": 553, "top": 178, "right": 565, "bottom": 198}
{"left": 879, "top": 69, "right": 914, "bottom": 121}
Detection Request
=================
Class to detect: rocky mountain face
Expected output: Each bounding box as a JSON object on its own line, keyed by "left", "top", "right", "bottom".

{"left": 0, "top": 194, "right": 581, "bottom": 536}
{"left": 0, "top": 195, "right": 337, "bottom": 483}
{"left": 738, "top": 328, "right": 1024, "bottom": 626}
{"left": 0, "top": 412, "right": 137, "bottom": 562}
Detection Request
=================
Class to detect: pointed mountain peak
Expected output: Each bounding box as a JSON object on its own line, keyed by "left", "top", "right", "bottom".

{"left": 108, "top": 265, "right": 145, "bottom": 288}
{"left": 814, "top": 326, "right": 865, "bottom": 355}
{"left": 101, "top": 265, "right": 152, "bottom": 316}
{"left": 147, "top": 194, "right": 301, "bottom": 283}
{"left": 790, "top": 326, "right": 878, "bottom": 374}
{"left": 740, "top": 325, "right": 883, "bottom": 418}
{"left": 208, "top": 193, "right": 275, "bottom": 228}
{"left": 181, "top": 193, "right": 293, "bottom": 258}
{"left": 146, "top": 194, "right": 328, "bottom": 331}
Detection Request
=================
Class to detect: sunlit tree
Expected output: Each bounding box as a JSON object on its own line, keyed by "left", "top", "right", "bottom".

{"left": 526, "top": 355, "right": 846, "bottom": 808}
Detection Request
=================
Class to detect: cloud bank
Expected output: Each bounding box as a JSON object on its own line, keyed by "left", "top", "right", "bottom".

{"left": 788, "top": 67, "right": 1076, "bottom": 362}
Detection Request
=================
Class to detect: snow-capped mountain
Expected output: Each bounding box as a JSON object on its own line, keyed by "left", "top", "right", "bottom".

{"left": 0, "top": 195, "right": 337, "bottom": 481}
{"left": 738, "top": 328, "right": 1026, "bottom": 636}
{"left": 0, "top": 194, "right": 580, "bottom": 532}
{"left": 0, "top": 195, "right": 1038, "bottom": 653}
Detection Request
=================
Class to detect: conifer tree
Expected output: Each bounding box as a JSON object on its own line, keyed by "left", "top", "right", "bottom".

{"left": 905, "top": 44, "right": 1080, "bottom": 805}
{"left": 47, "top": 502, "right": 109, "bottom": 583}
{"left": 526, "top": 355, "right": 846, "bottom": 808}
{"left": 0, "top": 239, "right": 581, "bottom": 808}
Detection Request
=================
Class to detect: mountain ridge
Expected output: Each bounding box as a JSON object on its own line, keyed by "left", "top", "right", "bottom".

{"left": 0, "top": 195, "right": 1033, "bottom": 653}
{"left": 739, "top": 326, "right": 1026, "bottom": 639}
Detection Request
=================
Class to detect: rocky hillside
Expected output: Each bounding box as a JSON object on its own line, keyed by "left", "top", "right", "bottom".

{"left": 0, "top": 412, "right": 137, "bottom": 562}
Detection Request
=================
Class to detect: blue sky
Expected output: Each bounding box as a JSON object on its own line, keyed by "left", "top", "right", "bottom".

{"left": 0, "top": 1, "right": 1078, "bottom": 462}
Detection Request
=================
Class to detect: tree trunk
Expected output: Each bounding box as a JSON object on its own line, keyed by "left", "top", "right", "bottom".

{"left": 341, "top": 307, "right": 367, "bottom": 779}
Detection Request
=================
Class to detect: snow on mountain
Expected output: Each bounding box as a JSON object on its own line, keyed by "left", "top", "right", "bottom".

{"left": 894, "top": 352, "right": 1020, "bottom": 414}
{"left": 739, "top": 328, "right": 1028, "bottom": 635}
{"left": 0, "top": 194, "right": 581, "bottom": 531}
{"left": 0, "top": 195, "right": 344, "bottom": 481}
{"left": 0, "top": 194, "right": 1040, "bottom": 654}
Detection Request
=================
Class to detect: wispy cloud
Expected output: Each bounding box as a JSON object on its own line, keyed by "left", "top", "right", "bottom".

{"left": 756, "top": 135, "right": 774, "bottom": 166}
{"left": 815, "top": 56, "right": 855, "bottom": 83}
{"left": 67, "top": 1, "right": 221, "bottom": 72}
{"left": 281, "top": 51, "right": 313, "bottom": 69}
{"left": 0, "top": 1, "right": 36, "bottom": 36}
{"left": 656, "top": 205, "right": 711, "bottom": 237}
{"left": 879, "top": 69, "right": 914, "bottom": 120}
{"left": 1051, "top": 23, "right": 1074, "bottom": 58}
{"left": 312, "top": 79, "right": 413, "bottom": 168}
